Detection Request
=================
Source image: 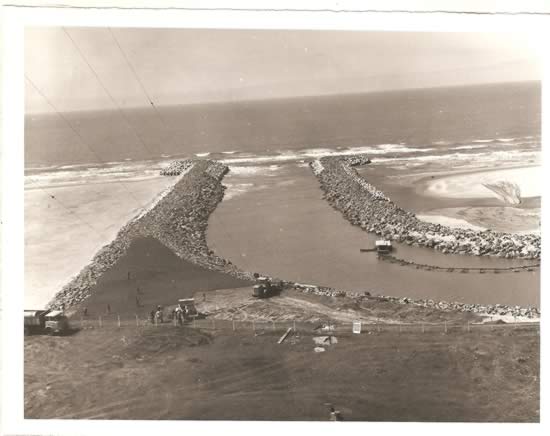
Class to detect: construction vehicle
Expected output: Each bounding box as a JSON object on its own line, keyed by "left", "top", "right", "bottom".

{"left": 24, "top": 309, "right": 70, "bottom": 336}
{"left": 178, "top": 298, "right": 199, "bottom": 320}
{"left": 252, "top": 277, "right": 283, "bottom": 299}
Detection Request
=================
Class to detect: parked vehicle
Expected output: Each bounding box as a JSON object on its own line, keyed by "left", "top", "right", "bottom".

{"left": 252, "top": 277, "right": 283, "bottom": 299}
{"left": 24, "top": 310, "right": 70, "bottom": 335}
{"left": 178, "top": 298, "right": 199, "bottom": 319}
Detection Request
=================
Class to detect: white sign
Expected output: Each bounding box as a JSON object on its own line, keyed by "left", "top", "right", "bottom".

{"left": 352, "top": 321, "right": 362, "bottom": 334}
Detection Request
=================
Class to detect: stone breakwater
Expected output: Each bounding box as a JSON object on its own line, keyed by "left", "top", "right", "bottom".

{"left": 48, "top": 157, "right": 539, "bottom": 320}
{"left": 48, "top": 160, "right": 253, "bottom": 310}
{"left": 159, "top": 159, "right": 195, "bottom": 176}
{"left": 374, "top": 295, "right": 540, "bottom": 319}
{"left": 310, "top": 155, "right": 541, "bottom": 260}
{"left": 289, "top": 283, "right": 539, "bottom": 319}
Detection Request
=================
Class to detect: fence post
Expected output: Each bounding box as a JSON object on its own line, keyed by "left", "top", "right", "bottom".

{"left": 377, "top": 322, "right": 380, "bottom": 333}
{"left": 99, "top": 316, "right": 102, "bottom": 328}
{"left": 80, "top": 316, "right": 84, "bottom": 329}
{"left": 272, "top": 321, "right": 276, "bottom": 331}
{"left": 135, "top": 314, "right": 139, "bottom": 327}
{"left": 232, "top": 319, "right": 236, "bottom": 331}
{"left": 399, "top": 324, "right": 401, "bottom": 334}
{"left": 444, "top": 321, "right": 447, "bottom": 334}
{"left": 422, "top": 323, "right": 425, "bottom": 333}
{"left": 253, "top": 320, "right": 256, "bottom": 334}
{"left": 293, "top": 320, "right": 296, "bottom": 331}
{"left": 117, "top": 314, "right": 121, "bottom": 328}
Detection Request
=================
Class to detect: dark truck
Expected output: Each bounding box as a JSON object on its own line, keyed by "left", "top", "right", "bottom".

{"left": 252, "top": 277, "right": 283, "bottom": 299}
{"left": 24, "top": 309, "right": 70, "bottom": 335}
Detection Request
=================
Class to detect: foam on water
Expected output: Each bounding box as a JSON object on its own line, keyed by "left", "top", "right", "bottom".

{"left": 220, "top": 143, "right": 435, "bottom": 165}
{"left": 25, "top": 134, "right": 539, "bottom": 190}
{"left": 452, "top": 144, "right": 490, "bottom": 150}
{"left": 228, "top": 164, "right": 282, "bottom": 176}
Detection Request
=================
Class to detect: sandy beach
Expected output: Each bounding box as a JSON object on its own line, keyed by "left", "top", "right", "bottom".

{"left": 423, "top": 165, "right": 541, "bottom": 200}
{"left": 24, "top": 176, "right": 179, "bottom": 308}
{"left": 416, "top": 165, "right": 541, "bottom": 234}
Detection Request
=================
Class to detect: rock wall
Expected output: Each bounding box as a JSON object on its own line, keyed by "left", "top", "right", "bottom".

{"left": 293, "top": 284, "right": 539, "bottom": 319}
{"left": 48, "top": 160, "right": 253, "bottom": 310}
{"left": 310, "top": 155, "right": 541, "bottom": 260}
{"left": 48, "top": 157, "right": 540, "bottom": 319}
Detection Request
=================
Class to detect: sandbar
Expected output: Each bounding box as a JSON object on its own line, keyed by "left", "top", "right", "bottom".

{"left": 423, "top": 165, "right": 541, "bottom": 200}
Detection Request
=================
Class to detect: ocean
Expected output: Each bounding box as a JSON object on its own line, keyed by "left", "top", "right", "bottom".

{"left": 26, "top": 81, "right": 540, "bottom": 170}
{"left": 25, "top": 81, "right": 541, "bottom": 308}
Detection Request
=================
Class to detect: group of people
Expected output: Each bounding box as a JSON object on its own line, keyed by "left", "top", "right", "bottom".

{"left": 149, "top": 306, "right": 164, "bottom": 324}
{"left": 173, "top": 305, "right": 191, "bottom": 325}
{"left": 148, "top": 305, "right": 192, "bottom": 325}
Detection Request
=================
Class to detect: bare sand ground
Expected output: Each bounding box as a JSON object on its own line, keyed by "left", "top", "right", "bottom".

{"left": 25, "top": 324, "right": 539, "bottom": 421}
{"left": 25, "top": 177, "right": 179, "bottom": 308}
{"left": 418, "top": 207, "right": 540, "bottom": 234}
{"left": 416, "top": 165, "right": 541, "bottom": 234}
{"left": 423, "top": 165, "right": 540, "bottom": 200}
{"left": 416, "top": 214, "right": 487, "bottom": 231}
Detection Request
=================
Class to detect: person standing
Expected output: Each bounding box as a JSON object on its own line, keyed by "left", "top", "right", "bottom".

{"left": 175, "top": 306, "right": 183, "bottom": 326}
{"left": 155, "top": 306, "right": 163, "bottom": 324}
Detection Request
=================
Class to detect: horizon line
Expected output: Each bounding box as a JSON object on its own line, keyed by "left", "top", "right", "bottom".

{"left": 26, "top": 79, "right": 541, "bottom": 117}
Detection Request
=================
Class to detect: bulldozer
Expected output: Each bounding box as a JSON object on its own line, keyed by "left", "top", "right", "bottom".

{"left": 252, "top": 277, "right": 282, "bottom": 299}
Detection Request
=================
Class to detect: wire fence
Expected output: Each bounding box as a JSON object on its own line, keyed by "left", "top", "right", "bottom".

{"left": 70, "top": 313, "right": 540, "bottom": 337}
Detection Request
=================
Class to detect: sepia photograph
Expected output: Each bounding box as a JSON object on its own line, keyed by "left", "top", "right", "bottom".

{"left": 2, "top": 2, "right": 546, "bottom": 429}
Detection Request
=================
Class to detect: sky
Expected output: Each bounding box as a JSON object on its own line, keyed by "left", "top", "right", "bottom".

{"left": 25, "top": 27, "right": 541, "bottom": 114}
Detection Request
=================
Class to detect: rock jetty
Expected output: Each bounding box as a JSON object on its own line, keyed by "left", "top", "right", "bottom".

{"left": 48, "top": 160, "right": 254, "bottom": 310}
{"left": 290, "top": 283, "right": 539, "bottom": 319}
{"left": 48, "top": 157, "right": 539, "bottom": 320}
{"left": 375, "top": 295, "right": 540, "bottom": 319}
{"left": 159, "top": 159, "right": 196, "bottom": 176}
{"left": 310, "top": 155, "right": 541, "bottom": 260}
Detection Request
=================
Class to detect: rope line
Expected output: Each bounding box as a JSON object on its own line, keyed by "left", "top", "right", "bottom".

{"left": 25, "top": 75, "right": 147, "bottom": 210}
{"left": 378, "top": 253, "right": 540, "bottom": 274}
{"left": 62, "top": 27, "right": 157, "bottom": 161}
{"left": 107, "top": 28, "right": 169, "bottom": 131}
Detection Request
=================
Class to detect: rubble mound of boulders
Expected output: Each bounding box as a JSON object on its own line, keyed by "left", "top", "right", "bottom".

{"left": 310, "top": 155, "right": 540, "bottom": 260}
{"left": 49, "top": 160, "right": 253, "bottom": 310}
{"left": 375, "top": 295, "right": 540, "bottom": 319}
{"left": 159, "top": 159, "right": 196, "bottom": 176}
